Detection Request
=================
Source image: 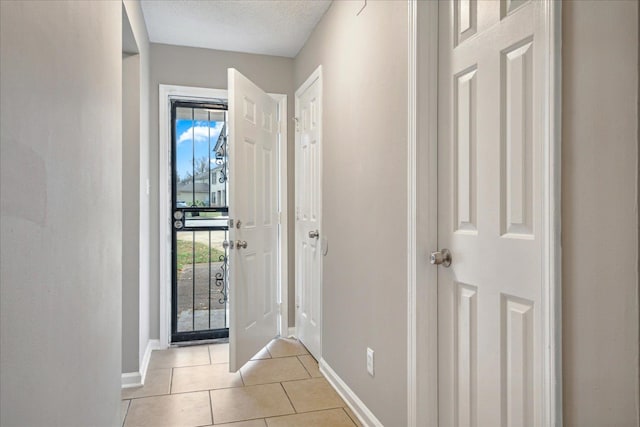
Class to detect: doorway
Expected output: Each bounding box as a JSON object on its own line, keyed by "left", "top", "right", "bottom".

{"left": 170, "top": 100, "right": 230, "bottom": 343}
{"left": 159, "top": 84, "right": 289, "bottom": 354}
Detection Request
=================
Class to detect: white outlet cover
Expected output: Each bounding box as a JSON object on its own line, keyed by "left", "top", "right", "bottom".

{"left": 366, "top": 348, "right": 374, "bottom": 376}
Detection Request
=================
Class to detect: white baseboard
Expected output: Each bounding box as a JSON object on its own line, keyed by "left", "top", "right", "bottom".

{"left": 319, "top": 358, "right": 384, "bottom": 427}
{"left": 121, "top": 372, "right": 142, "bottom": 389}
{"left": 140, "top": 339, "right": 160, "bottom": 384}
{"left": 287, "top": 327, "right": 296, "bottom": 338}
{"left": 121, "top": 339, "right": 161, "bottom": 389}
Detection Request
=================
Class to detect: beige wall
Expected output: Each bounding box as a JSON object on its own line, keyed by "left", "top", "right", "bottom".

{"left": 122, "top": 0, "right": 152, "bottom": 376}
{"left": 294, "top": 1, "right": 409, "bottom": 425}
{"left": 122, "top": 50, "right": 141, "bottom": 373}
{"left": 563, "top": 1, "right": 639, "bottom": 425}
{"left": 0, "top": 1, "right": 123, "bottom": 425}
{"left": 295, "top": 1, "right": 640, "bottom": 425}
{"left": 149, "top": 44, "right": 296, "bottom": 337}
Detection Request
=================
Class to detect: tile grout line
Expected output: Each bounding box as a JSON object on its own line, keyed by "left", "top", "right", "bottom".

{"left": 296, "top": 355, "right": 313, "bottom": 378}
{"left": 121, "top": 399, "right": 130, "bottom": 427}
{"left": 264, "top": 407, "right": 359, "bottom": 424}
{"left": 208, "top": 390, "right": 215, "bottom": 425}
{"left": 278, "top": 382, "right": 298, "bottom": 414}
{"left": 341, "top": 407, "right": 360, "bottom": 427}
{"left": 238, "top": 366, "right": 246, "bottom": 386}
{"left": 169, "top": 367, "right": 174, "bottom": 394}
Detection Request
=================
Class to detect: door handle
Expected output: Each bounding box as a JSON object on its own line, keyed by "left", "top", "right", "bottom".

{"left": 222, "top": 240, "right": 234, "bottom": 250}
{"left": 236, "top": 240, "right": 248, "bottom": 249}
{"left": 430, "top": 249, "right": 452, "bottom": 267}
{"left": 308, "top": 230, "right": 319, "bottom": 239}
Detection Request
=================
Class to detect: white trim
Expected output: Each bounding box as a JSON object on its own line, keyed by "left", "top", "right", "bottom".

{"left": 294, "top": 65, "right": 323, "bottom": 361}
{"left": 121, "top": 372, "right": 142, "bottom": 389}
{"left": 287, "top": 327, "right": 296, "bottom": 338}
{"left": 158, "top": 84, "right": 229, "bottom": 349}
{"left": 139, "top": 339, "right": 160, "bottom": 384}
{"left": 121, "top": 339, "right": 160, "bottom": 388}
{"left": 406, "top": 2, "right": 418, "bottom": 426}
{"left": 319, "top": 358, "right": 383, "bottom": 427}
{"left": 412, "top": 1, "right": 439, "bottom": 426}
{"left": 158, "top": 84, "right": 288, "bottom": 348}
{"left": 543, "top": 1, "right": 563, "bottom": 425}
{"left": 270, "top": 93, "right": 289, "bottom": 339}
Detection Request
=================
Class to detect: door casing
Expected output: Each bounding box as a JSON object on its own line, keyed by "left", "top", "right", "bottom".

{"left": 407, "top": 1, "right": 562, "bottom": 426}
{"left": 158, "top": 84, "right": 288, "bottom": 348}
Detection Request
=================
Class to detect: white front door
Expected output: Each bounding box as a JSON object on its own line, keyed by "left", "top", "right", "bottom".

{"left": 295, "top": 67, "right": 323, "bottom": 360}
{"left": 228, "top": 68, "right": 279, "bottom": 372}
{"left": 437, "top": 1, "right": 551, "bottom": 425}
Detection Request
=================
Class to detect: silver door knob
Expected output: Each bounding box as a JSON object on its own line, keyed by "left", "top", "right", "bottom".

{"left": 222, "top": 240, "right": 234, "bottom": 250}
{"left": 236, "top": 240, "right": 248, "bottom": 249}
{"left": 430, "top": 249, "right": 452, "bottom": 267}
{"left": 308, "top": 230, "right": 319, "bottom": 239}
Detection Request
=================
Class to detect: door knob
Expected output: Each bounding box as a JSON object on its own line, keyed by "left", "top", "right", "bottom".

{"left": 236, "top": 240, "right": 248, "bottom": 249}
{"left": 222, "top": 240, "right": 234, "bottom": 250}
{"left": 430, "top": 249, "right": 452, "bottom": 267}
{"left": 308, "top": 230, "right": 319, "bottom": 239}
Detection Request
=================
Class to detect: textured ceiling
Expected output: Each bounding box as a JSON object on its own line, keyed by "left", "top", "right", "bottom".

{"left": 140, "top": 0, "right": 332, "bottom": 58}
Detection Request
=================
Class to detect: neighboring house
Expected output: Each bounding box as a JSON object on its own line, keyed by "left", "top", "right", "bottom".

{"left": 209, "top": 168, "right": 227, "bottom": 207}
{"left": 178, "top": 124, "right": 227, "bottom": 207}
{"left": 176, "top": 180, "right": 209, "bottom": 206}
{"left": 177, "top": 164, "right": 226, "bottom": 207}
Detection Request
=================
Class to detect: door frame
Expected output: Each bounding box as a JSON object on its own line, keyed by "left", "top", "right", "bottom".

{"left": 159, "top": 84, "right": 288, "bottom": 348}
{"left": 294, "top": 65, "right": 323, "bottom": 359}
{"left": 406, "top": 1, "right": 562, "bottom": 426}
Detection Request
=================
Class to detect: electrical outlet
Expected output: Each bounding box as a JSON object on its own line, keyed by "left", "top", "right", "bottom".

{"left": 366, "top": 347, "right": 374, "bottom": 377}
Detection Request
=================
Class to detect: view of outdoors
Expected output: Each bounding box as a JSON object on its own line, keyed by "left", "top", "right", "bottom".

{"left": 175, "top": 107, "right": 227, "bottom": 208}
{"left": 173, "top": 105, "right": 230, "bottom": 337}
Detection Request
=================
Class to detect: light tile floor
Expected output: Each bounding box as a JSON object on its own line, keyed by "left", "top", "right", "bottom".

{"left": 121, "top": 338, "right": 362, "bottom": 427}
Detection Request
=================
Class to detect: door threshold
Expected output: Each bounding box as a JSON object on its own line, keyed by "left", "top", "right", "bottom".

{"left": 171, "top": 337, "right": 229, "bottom": 347}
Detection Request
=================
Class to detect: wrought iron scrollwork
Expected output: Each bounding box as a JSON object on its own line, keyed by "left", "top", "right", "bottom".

{"left": 215, "top": 253, "right": 228, "bottom": 305}
{"left": 215, "top": 135, "right": 228, "bottom": 184}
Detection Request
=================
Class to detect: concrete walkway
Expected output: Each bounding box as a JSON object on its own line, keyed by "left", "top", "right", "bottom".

{"left": 176, "top": 262, "right": 228, "bottom": 332}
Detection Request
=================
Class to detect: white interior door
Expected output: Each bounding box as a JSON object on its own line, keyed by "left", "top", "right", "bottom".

{"left": 437, "top": 1, "right": 550, "bottom": 425}
{"left": 295, "top": 67, "right": 322, "bottom": 360}
{"left": 228, "top": 68, "right": 279, "bottom": 372}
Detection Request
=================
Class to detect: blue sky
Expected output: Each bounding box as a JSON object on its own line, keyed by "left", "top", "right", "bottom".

{"left": 175, "top": 119, "right": 224, "bottom": 181}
